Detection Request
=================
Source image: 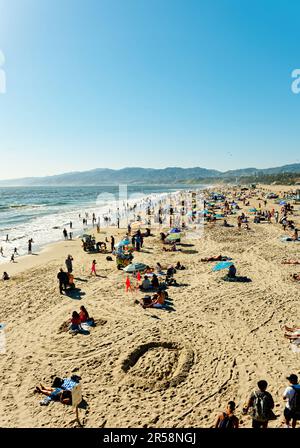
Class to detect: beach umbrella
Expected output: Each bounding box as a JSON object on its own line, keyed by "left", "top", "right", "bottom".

{"left": 249, "top": 208, "right": 257, "bottom": 212}
{"left": 214, "top": 214, "right": 224, "bottom": 218}
{"left": 169, "top": 227, "right": 181, "bottom": 233}
{"left": 123, "top": 262, "right": 147, "bottom": 273}
{"left": 199, "top": 209, "right": 210, "bottom": 215}
{"left": 279, "top": 201, "right": 287, "bottom": 205}
{"left": 212, "top": 261, "right": 234, "bottom": 272}
{"left": 165, "top": 233, "right": 181, "bottom": 241}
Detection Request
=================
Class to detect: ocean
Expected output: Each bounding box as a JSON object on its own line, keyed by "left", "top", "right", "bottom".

{"left": 0, "top": 185, "right": 197, "bottom": 262}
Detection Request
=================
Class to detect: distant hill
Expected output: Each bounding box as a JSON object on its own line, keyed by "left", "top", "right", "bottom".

{"left": 0, "top": 164, "right": 300, "bottom": 186}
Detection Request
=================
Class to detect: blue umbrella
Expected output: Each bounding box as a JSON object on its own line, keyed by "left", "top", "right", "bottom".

{"left": 212, "top": 261, "right": 234, "bottom": 272}
{"left": 279, "top": 201, "right": 287, "bottom": 205}
{"left": 169, "top": 227, "right": 181, "bottom": 233}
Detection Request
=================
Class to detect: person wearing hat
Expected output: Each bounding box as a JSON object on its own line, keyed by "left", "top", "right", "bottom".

{"left": 283, "top": 374, "right": 300, "bottom": 428}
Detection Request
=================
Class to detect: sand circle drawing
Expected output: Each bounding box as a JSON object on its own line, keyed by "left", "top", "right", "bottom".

{"left": 116, "top": 342, "right": 194, "bottom": 390}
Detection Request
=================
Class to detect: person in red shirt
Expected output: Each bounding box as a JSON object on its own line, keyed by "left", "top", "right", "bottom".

{"left": 70, "top": 311, "right": 82, "bottom": 331}
{"left": 79, "top": 305, "right": 94, "bottom": 325}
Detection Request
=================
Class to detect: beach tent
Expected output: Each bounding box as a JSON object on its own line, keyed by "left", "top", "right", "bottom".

{"left": 123, "top": 262, "right": 147, "bottom": 273}
{"left": 169, "top": 227, "right": 181, "bottom": 233}
{"left": 212, "top": 261, "right": 234, "bottom": 272}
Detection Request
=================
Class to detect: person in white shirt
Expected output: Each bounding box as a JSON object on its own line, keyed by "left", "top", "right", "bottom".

{"left": 283, "top": 374, "right": 300, "bottom": 428}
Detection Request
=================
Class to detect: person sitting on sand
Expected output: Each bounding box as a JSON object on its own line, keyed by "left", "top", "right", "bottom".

{"left": 215, "top": 401, "right": 239, "bottom": 428}
{"left": 151, "top": 273, "right": 159, "bottom": 289}
{"left": 292, "top": 228, "right": 299, "bottom": 241}
{"left": 156, "top": 262, "right": 163, "bottom": 273}
{"left": 2, "top": 271, "right": 9, "bottom": 280}
{"left": 139, "top": 276, "right": 152, "bottom": 291}
{"left": 79, "top": 305, "right": 95, "bottom": 325}
{"left": 69, "top": 311, "right": 83, "bottom": 332}
{"left": 160, "top": 232, "right": 167, "bottom": 241}
{"left": 163, "top": 243, "right": 181, "bottom": 252}
{"left": 34, "top": 384, "right": 72, "bottom": 405}
{"left": 175, "top": 261, "right": 186, "bottom": 270}
{"left": 142, "top": 290, "right": 167, "bottom": 309}
{"left": 227, "top": 264, "right": 237, "bottom": 278}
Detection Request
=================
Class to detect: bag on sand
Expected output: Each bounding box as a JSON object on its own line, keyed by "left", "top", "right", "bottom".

{"left": 251, "top": 392, "right": 276, "bottom": 422}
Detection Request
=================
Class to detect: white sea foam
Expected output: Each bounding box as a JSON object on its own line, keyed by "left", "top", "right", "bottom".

{"left": 0, "top": 190, "right": 181, "bottom": 263}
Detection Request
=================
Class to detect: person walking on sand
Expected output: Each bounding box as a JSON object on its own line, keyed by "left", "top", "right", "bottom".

{"left": 10, "top": 253, "right": 15, "bottom": 263}
{"left": 243, "top": 380, "right": 276, "bottom": 428}
{"left": 110, "top": 235, "right": 115, "bottom": 253}
{"left": 283, "top": 374, "right": 300, "bottom": 428}
{"left": 91, "top": 260, "right": 97, "bottom": 276}
{"left": 65, "top": 255, "right": 74, "bottom": 274}
{"left": 215, "top": 401, "right": 239, "bottom": 428}
{"left": 57, "top": 268, "right": 69, "bottom": 294}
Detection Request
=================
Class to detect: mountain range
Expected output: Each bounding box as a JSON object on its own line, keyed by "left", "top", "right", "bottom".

{"left": 0, "top": 164, "right": 300, "bottom": 186}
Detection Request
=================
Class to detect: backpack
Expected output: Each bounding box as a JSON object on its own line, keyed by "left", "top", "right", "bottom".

{"left": 290, "top": 386, "right": 300, "bottom": 417}
{"left": 218, "top": 413, "right": 235, "bottom": 429}
{"left": 251, "top": 391, "right": 274, "bottom": 422}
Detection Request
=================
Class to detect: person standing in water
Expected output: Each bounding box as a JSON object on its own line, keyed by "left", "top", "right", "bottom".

{"left": 63, "top": 228, "right": 68, "bottom": 240}
{"left": 28, "top": 239, "right": 33, "bottom": 254}
{"left": 0, "top": 247, "right": 3, "bottom": 256}
{"left": 5, "top": 234, "right": 9, "bottom": 242}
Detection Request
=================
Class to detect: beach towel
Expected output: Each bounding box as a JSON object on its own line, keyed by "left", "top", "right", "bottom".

{"left": 212, "top": 261, "right": 233, "bottom": 272}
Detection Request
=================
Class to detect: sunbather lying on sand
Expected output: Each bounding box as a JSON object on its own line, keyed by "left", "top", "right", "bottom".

{"left": 201, "top": 255, "right": 229, "bottom": 262}
{"left": 163, "top": 244, "right": 181, "bottom": 252}
{"left": 291, "top": 273, "right": 300, "bottom": 281}
{"left": 281, "top": 259, "right": 300, "bottom": 265}
{"left": 284, "top": 325, "right": 300, "bottom": 333}
{"left": 34, "top": 385, "right": 72, "bottom": 405}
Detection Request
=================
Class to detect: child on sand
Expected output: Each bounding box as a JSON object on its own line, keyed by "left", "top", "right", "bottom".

{"left": 91, "top": 260, "right": 97, "bottom": 276}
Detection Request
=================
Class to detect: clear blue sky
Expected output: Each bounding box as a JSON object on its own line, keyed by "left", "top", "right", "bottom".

{"left": 0, "top": 0, "right": 300, "bottom": 179}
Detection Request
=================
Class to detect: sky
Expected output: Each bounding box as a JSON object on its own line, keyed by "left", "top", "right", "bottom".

{"left": 0, "top": 0, "right": 300, "bottom": 179}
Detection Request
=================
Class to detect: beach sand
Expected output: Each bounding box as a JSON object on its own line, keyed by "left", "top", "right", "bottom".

{"left": 0, "top": 184, "right": 300, "bottom": 428}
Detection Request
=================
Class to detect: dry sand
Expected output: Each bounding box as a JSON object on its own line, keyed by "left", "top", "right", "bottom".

{"left": 0, "top": 185, "right": 300, "bottom": 428}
